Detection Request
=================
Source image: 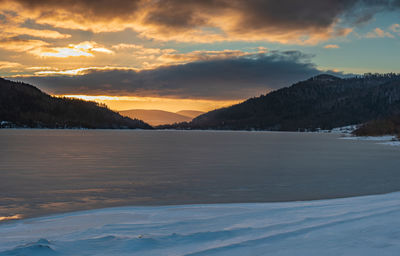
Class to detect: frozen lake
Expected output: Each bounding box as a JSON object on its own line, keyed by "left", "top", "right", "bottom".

{"left": 1, "top": 129, "right": 400, "bottom": 220}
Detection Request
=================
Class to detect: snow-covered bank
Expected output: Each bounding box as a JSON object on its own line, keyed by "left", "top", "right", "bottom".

{"left": 341, "top": 135, "right": 396, "bottom": 141}
{"left": 2, "top": 192, "right": 400, "bottom": 256}
{"left": 329, "top": 124, "right": 359, "bottom": 134}
{"left": 341, "top": 135, "right": 400, "bottom": 146}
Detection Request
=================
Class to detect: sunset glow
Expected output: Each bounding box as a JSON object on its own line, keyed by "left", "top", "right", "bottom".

{"left": 60, "top": 95, "right": 241, "bottom": 112}
{"left": 2, "top": 2, "right": 400, "bottom": 254}
{"left": 1, "top": 0, "right": 399, "bottom": 111}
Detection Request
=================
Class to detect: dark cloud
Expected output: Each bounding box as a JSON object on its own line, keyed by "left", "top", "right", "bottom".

{"left": 15, "top": 51, "right": 350, "bottom": 100}
{"left": 145, "top": 0, "right": 400, "bottom": 32}
{"left": 8, "top": 0, "right": 399, "bottom": 27}
{"left": 145, "top": 0, "right": 352, "bottom": 30}
{"left": 2, "top": 0, "right": 399, "bottom": 42}
{"left": 6, "top": 0, "right": 142, "bottom": 18}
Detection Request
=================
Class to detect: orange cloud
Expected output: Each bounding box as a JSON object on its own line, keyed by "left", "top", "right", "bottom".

{"left": 390, "top": 24, "right": 400, "bottom": 34}
{"left": 30, "top": 41, "right": 114, "bottom": 58}
{"left": 0, "top": 38, "right": 49, "bottom": 52}
{"left": 324, "top": 44, "right": 340, "bottom": 49}
{"left": 156, "top": 49, "right": 254, "bottom": 65}
{"left": 365, "top": 28, "right": 395, "bottom": 38}
{"left": 2, "top": 26, "right": 71, "bottom": 39}
{"left": 31, "top": 66, "right": 138, "bottom": 76}
{"left": 112, "top": 44, "right": 176, "bottom": 55}
{"left": 0, "top": 0, "right": 369, "bottom": 44}
{"left": 20, "top": 48, "right": 265, "bottom": 74}
{"left": 0, "top": 61, "right": 22, "bottom": 69}
{"left": 0, "top": 9, "right": 71, "bottom": 39}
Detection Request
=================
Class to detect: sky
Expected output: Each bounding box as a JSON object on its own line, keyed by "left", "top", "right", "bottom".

{"left": 0, "top": 0, "right": 399, "bottom": 112}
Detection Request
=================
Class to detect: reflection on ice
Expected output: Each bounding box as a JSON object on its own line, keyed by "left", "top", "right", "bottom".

{"left": 0, "top": 214, "right": 22, "bottom": 222}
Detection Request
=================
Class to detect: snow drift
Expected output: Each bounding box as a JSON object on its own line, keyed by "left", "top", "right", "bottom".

{"left": 1, "top": 192, "right": 400, "bottom": 255}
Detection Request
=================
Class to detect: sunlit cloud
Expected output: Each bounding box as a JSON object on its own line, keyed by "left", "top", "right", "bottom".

{"left": 2, "top": 0, "right": 396, "bottom": 44}
{"left": 12, "top": 48, "right": 268, "bottom": 75}
{"left": 0, "top": 38, "right": 49, "bottom": 52}
{"left": 26, "top": 66, "right": 54, "bottom": 70}
{"left": 0, "top": 9, "right": 71, "bottom": 39}
{"left": 2, "top": 26, "right": 71, "bottom": 39}
{"left": 112, "top": 43, "right": 176, "bottom": 55}
{"left": 157, "top": 49, "right": 255, "bottom": 64}
{"left": 365, "top": 28, "right": 395, "bottom": 38}
{"left": 32, "top": 66, "right": 139, "bottom": 76}
{"left": 0, "top": 61, "right": 22, "bottom": 69}
{"left": 390, "top": 24, "right": 400, "bottom": 34}
{"left": 30, "top": 41, "right": 114, "bottom": 58}
{"left": 324, "top": 44, "right": 340, "bottom": 49}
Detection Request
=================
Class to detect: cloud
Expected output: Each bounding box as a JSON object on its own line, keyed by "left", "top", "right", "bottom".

{"left": 0, "top": 40, "right": 114, "bottom": 58}
{"left": 0, "top": 38, "right": 49, "bottom": 52}
{"left": 112, "top": 44, "right": 176, "bottom": 55}
{"left": 13, "top": 50, "right": 349, "bottom": 100}
{"left": 109, "top": 46, "right": 262, "bottom": 68}
{"left": 390, "top": 23, "right": 400, "bottom": 33}
{"left": 31, "top": 41, "right": 114, "bottom": 58}
{"left": 1, "top": 26, "right": 71, "bottom": 39}
{"left": 1, "top": 0, "right": 400, "bottom": 44}
{"left": 365, "top": 27, "right": 395, "bottom": 38}
{"left": 324, "top": 44, "right": 340, "bottom": 49}
{"left": 15, "top": 48, "right": 262, "bottom": 74}
{"left": 0, "top": 61, "right": 22, "bottom": 69}
{"left": 31, "top": 66, "right": 139, "bottom": 76}
{"left": 157, "top": 50, "right": 253, "bottom": 63}
{"left": 0, "top": 10, "right": 71, "bottom": 39}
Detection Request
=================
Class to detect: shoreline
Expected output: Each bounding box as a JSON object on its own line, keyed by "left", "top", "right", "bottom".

{"left": 3, "top": 188, "right": 400, "bottom": 225}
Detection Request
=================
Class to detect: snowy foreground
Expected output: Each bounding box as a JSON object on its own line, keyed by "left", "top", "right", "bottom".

{"left": 2, "top": 193, "right": 400, "bottom": 256}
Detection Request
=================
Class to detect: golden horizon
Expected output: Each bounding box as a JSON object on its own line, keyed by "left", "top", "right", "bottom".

{"left": 58, "top": 95, "right": 242, "bottom": 113}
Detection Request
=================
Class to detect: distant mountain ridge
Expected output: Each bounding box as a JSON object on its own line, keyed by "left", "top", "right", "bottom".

{"left": 176, "top": 110, "right": 205, "bottom": 118}
{"left": 0, "top": 78, "right": 152, "bottom": 129}
{"left": 119, "top": 109, "right": 204, "bottom": 126}
{"left": 162, "top": 74, "right": 400, "bottom": 131}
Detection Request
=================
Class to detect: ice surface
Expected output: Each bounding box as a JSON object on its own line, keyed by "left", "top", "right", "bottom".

{"left": 2, "top": 192, "right": 400, "bottom": 255}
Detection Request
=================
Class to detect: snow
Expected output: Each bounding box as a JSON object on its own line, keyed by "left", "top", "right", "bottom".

{"left": 329, "top": 124, "right": 359, "bottom": 134}
{"left": 341, "top": 135, "right": 397, "bottom": 141}
{"left": 312, "top": 124, "right": 359, "bottom": 134}
{"left": 379, "top": 141, "right": 400, "bottom": 146}
{"left": 340, "top": 135, "right": 400, "bottom": 146}
{"left": 2, "top": 192, "right": 400, "bottom": 255}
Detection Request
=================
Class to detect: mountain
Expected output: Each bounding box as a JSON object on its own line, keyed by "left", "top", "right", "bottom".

{"left": 176, "top": 110, "right": 204, "bottom": 118}
{"left": 163, "top": 73, "right": 400, "bottom": 131}
{"left": 0, "top": 78, "right": 152, "bottom": 129}
{"left": 119, "top": 109, "right": 194, "bottom": 126}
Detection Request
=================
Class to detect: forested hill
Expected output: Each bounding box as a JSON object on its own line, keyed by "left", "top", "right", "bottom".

{"left": 163, "top": 74, "right": 400, "bottom": 131}
{"left": 0, "top": 78, "right": 152, "bottom": 129}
